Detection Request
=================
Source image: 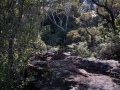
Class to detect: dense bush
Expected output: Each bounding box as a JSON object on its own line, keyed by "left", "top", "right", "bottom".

{"left": 95, "top": 42, "right": 120, "bottom": 60}
{"left": 66, "top": 30, "right": 81, "bottom": 45}
{"left": 66, "top": 28, "right": 90, "bottom": 45}
{"left": 67, "top": 42, "right": 91, "bottom": 57}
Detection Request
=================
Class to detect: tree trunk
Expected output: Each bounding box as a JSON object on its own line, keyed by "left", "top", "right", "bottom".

{"left": 85, "top": 27, "right": 95, "bottom": 51}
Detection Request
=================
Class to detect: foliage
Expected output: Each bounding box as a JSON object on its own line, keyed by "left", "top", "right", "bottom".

{"left": 95, "top": 42, "right": 120, "bottom": 60}
{"left": 41, "top": 26, "right": 66, "bottom": 46}
{"left": 1, "top": 0, "right": 120, "bottom": 89}
{"left": 91, "top": 0, "right": 120, "bottom": 29}
{"left": 67, "top": 42, "right": 91, "bottom": 57}
{"left": 66, "top": 30, "right": 81, "bottom": 45}
{"left": 0, "top": 0, "right": 48, "bottom": 89}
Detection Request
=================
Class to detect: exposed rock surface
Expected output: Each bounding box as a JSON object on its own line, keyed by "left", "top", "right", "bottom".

{"left": 27, "top": 51, "right": 120, "bottom": 90}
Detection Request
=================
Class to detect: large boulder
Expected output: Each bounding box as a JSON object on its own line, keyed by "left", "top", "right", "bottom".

{"left": 27, "top": 51, "right": 120, "bottom": 90}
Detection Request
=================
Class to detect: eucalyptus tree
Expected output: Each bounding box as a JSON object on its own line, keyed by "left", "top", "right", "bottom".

{"left": 0, "top": 0, "right": 25, "bottom": 89}
{"left": 0, "top": 0, "right": 49, "bottom": 89}
{"left": 43, "top": 0, "right": 82, "bottom": 45}
{"left": 91, "top": 0, "right": 120, "bottom": 29}
{"left": 47, "top": 0, "right": 71, "bottom": 31}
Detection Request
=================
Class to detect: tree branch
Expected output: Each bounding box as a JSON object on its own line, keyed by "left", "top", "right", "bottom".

{"left": 91, "top": 0, "right": 116, "bottom": 29}
{"left": 47, "top": 11, "right": 66, "bottom": 31}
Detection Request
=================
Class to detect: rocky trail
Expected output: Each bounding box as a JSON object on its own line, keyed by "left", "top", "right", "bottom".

{"left": 26, "top": 51, "right": 120, "bottom": 90}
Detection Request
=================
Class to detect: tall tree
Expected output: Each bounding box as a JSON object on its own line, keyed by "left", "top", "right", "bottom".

{"left": 0, "top": 0, "right": 48, "bottom": 89}
{"left": 91, "top": 0, "right": 120, "bottom": 29}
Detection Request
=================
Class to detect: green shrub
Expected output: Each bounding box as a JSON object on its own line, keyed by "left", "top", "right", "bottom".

{"left": 67, "top": 41, "right": 91, "bottom": 57}
{"left": 66, "top": 28, "right": 90, "bottom": 45}
{"left": 66, "top": 30, "right": 81, "bottom": 45}
{"left": 95, "top": 42, "right": 120, "bottom": 60}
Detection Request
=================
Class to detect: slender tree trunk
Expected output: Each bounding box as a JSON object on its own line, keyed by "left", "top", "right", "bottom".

{"left": 17, "top": 0, "right": 24, "bottom": 29}
{"left": 7, "top": 1, "right": 15, "bottom": 89}
{"left": 8, "top": 34, "right": 14, "bottom": 90}
{"left": 7, "top": 0, "right": 25, "bottom": 89}
{"left": 17, "top": 0, "right": 24, "bottom": 58}
{"left": 85, "top": 27, "right": 95, "bottom": 51}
